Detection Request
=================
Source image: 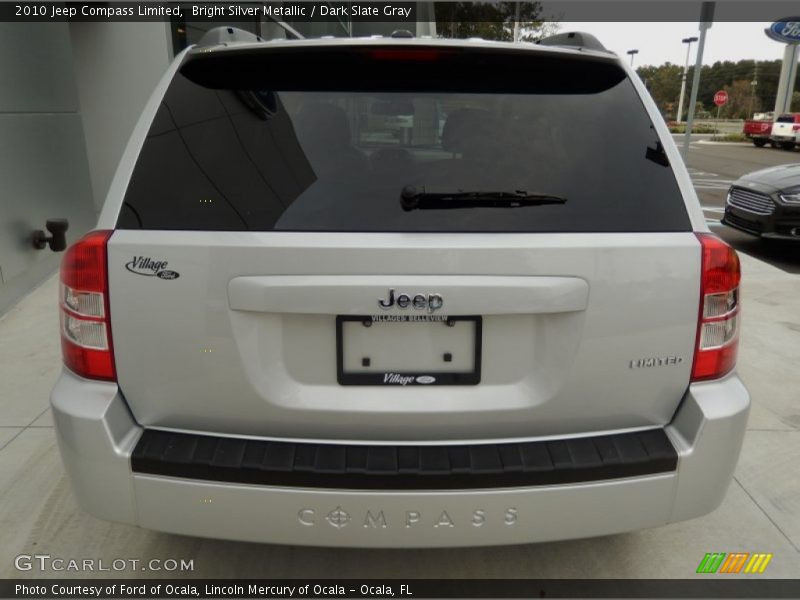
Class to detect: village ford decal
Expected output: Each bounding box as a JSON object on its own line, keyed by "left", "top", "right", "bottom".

{"left": 766, "top": 20, "right": 800, "bottom": 43}
{"left": 125, "top": 256, "right": 180, "bottom": 280}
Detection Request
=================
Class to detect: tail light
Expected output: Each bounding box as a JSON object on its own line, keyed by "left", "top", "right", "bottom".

{"left": 792, "top": 124, "right": 800, "bottom": 132}
{"left": 59, "top": 230, "right": 116, "bottom": 381}
{"left": 691, "top": 233, "right": 741, "bottom": 381}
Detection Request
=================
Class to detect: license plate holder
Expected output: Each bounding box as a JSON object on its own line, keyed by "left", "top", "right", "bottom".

{"left": 336, "top": 315, "right": 482, "bottom": 386}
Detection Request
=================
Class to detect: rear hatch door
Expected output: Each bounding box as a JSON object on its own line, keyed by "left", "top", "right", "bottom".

{"left": 107, "top": 44, "right": 700, "bottom": 441}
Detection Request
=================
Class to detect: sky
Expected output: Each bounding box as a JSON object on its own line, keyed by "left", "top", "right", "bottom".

{"left": 561, "top": 22, "right": 789, "bottom": 67}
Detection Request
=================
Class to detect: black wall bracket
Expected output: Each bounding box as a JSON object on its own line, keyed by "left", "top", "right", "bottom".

{"left": 32, "top": 219, "right": 69, "bottom": 252}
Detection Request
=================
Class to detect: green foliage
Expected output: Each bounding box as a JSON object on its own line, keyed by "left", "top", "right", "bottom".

{"left": 668, "top": 124, "right": 717, "bottom": 134}
{"left": 638, "top": 59, "right": 799, "bottom": 119}
{"left": 433, "top": 2, "right": 554, "bottom": 42}
{"left": 706, "top": 79, "right": 763, "bottom": 119}
{"left": 637, "top": 63, "right": 684, "bottom": 117}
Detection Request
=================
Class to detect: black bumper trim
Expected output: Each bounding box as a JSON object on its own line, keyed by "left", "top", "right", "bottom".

{"left": 721, "top": 215, "right": 762, "bottom": 236}
{"left": 131, "top": 429, "right": 678, "bottom": 490}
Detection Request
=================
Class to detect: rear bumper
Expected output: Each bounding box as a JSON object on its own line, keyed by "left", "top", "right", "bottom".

{"left": 51, "top": 370, "right": 749, "bottom": 547}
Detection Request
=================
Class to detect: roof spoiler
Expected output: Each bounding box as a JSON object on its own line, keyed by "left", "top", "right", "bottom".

{"left": 536, "top": 31, "right": 607, "bottom": 52}
{"left": 197, "top": 26, "right": 264, "bottom": 47}
{"left": 196, "top": 23, "right": 304, "bottom": 48}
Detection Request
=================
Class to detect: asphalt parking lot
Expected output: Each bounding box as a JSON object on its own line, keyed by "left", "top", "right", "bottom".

{"left": 0, "top": 140, "right": 798, "bottom": 580}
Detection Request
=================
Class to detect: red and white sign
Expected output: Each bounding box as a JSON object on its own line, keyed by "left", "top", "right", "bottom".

{"left": 713, "top": 90, "right": 729, "bottom": 107}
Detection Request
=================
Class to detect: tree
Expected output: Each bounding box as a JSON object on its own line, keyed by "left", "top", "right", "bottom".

{"left": 689, "top": 60, "right": 782, "bottom": 115}
{"left": 639, "top": 59, "right": 798, "bottom": 118}
{"left": 722, "top": 79, "right": 760, "bottom": 119}
{"left": 637, "top": 63, "right": 683, "bottom": 118}
{"left": 434, "top": 2, "right": 556, "bottom": 42}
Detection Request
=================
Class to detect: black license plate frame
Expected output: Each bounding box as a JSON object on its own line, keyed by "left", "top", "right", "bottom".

{"left": 336, "top": 315, "right": 482, "bottom": 386}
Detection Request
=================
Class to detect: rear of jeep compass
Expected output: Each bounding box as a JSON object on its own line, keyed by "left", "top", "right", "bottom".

{"left": 51, "top": 33, "right": 749, "bottom": 547}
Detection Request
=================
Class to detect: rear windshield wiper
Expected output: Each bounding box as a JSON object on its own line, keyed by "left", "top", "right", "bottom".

{"left": 400, "top": 185, "right": 567, "bottom": 211}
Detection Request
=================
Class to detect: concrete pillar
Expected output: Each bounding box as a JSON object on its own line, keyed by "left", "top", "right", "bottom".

{"left": 773, "top": 43, "right": 799, "bottom": 114}
{"left": 775, "top": 44, "right": 800, "bottom": 115}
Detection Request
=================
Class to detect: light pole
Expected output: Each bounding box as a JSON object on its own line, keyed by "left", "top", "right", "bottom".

{"left": 676, "top": 36, "right": 698, "bottom": 123}
{"left": 747, "top": 61, "right": 759, "bottom": 118}
{"left": 682, "top": 2, "right": 715, "bottom": 156}
{"left": 627, "top": 49, "right": 639, "bottom": 67}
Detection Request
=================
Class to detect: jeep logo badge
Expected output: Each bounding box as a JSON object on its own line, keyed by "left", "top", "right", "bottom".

{"left": 378, "top": 289, "right": 443, "bottom": 313}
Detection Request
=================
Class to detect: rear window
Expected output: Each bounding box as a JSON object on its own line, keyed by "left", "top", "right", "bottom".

{"left": 118, "top": 46, "right": 690, "bottom": 233}
{"left": 776, "top": 114, "right": 798, "bottom": 123}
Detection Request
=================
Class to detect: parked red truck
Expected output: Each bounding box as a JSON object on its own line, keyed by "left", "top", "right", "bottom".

{"left": 743, "top": 112, "right": 774, "bottom": 147}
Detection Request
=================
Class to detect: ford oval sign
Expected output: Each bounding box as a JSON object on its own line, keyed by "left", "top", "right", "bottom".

{"left": 766, "top": 20, "right": 800, "bottom": 43}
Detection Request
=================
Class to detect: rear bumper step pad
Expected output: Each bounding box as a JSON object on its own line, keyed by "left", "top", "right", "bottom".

{"left": 131, "top": 429, "right": 677, "bottom": 490}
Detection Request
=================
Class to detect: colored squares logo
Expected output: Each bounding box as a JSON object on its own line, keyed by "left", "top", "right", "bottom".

{"left": 697, "top": 552, "right": 773, "bottom": 574}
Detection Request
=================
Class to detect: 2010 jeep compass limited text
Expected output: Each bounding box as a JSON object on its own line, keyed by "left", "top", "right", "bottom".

{"left": 50, "top": 30, "right": 749, "bottom": 547}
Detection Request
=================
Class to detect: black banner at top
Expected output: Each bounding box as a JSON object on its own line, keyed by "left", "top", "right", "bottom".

{"left": 3, "top": 1, "right": 800, "bottom": 22}
{"left": 4, "top": 2, "right": 417, "bottom": 22}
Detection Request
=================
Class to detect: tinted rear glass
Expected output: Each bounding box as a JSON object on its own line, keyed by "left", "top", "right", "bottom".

{"left": 776, "top": 114, "right": 797, "bottom": 123}
{"left": 118, "top": 46, "right": 690, "bottom": 232}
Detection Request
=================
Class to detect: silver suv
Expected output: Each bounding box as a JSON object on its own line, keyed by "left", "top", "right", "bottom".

{"left": 51, "top": 30, "right": 749, "bottom": 547}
